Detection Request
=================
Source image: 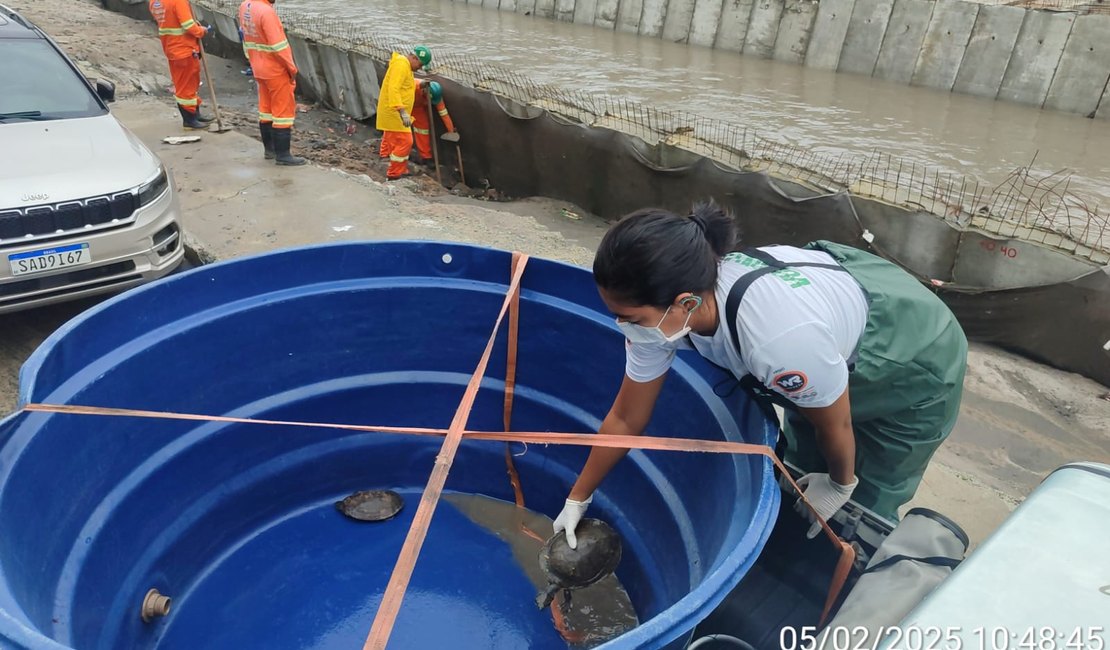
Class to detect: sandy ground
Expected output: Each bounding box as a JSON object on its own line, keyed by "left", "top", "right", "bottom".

{"left": 2, "top": 0, "right": 1109, "bottom": 551}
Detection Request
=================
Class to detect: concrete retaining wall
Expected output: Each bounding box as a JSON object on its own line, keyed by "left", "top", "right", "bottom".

{"left": 744, "top": 0, "right": 786, "bottom": 57}
{"left": 996, "top": 11, "right": 1074, "bottom": 106}
{"left": 912, "top": 0, "right": 979, "bottom": 90}
{"left": 1043, "top": 14, "right": 1110, "bottom": 116}
{"left": 952, "top": 5, "right": 1025, "bottom": 98}
{"left": 596, "top": 0, "right": 621, "bottom": 29}
{"left": 662, "top": 0, "right": 697, "bottom": 42}
{"left": 349, "top": 52, "right": 382, "bottom": 118}
{"left": 287, "top": 36, "right": 329, "bottom": 104}
{"left": 838, "top": 0, "right": 894, "bottom": 76}
{"left": 715, "top": 0, "right": 756, "bottom": 51}
{"left": 689, "top": 0, "right": 726, "bottom": 46}
{"left": 773, "top": 0, "right": 819, "bottom": 63}
{"left": 873, "top": 0, "right": 934, "bottom": 83}
{"left": 804, "top": 0, "right": 854, "bottom": 69}
{"left": 317, "top": 44, "right": 366, "bottom": 119}
{"left": 457, "top": 0, "right": 1110, "bottom": 117}
{"left": 616, "top": 0, "right": 645, "bottom": 31}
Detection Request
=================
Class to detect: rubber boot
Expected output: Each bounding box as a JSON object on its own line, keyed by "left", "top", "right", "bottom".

{"left": 272, "top": 128, "right": 306, "bottom": 166}
{"left": 178, "top": 105, "right": 207, "bottom": 130}
{"left": 259, "top": 121, "right": 276, "bottom": 160}
{"left": 193, "top": 111, "right": 215, "bottom": 125}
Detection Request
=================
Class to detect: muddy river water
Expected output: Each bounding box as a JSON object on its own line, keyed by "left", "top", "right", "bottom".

{"left": 283, "top": 0, "right": 1110, "bottom": 206}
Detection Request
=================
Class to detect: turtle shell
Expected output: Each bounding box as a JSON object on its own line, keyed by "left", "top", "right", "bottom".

{"left": 539, "top": 518, "right": 622, "bottom": 590}
{"left": 335, "top": 489, "right": 404, "bottom": 522}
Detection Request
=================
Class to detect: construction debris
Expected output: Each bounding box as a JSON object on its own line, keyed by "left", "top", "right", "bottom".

{"left": 162, "top": 135, "right": 201, "bottom": 145}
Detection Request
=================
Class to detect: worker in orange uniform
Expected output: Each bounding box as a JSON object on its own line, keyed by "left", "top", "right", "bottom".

{"left": 376, "top": 46, "right": 432, "bottom": 180}
{"left": 149, "top": 0, "right": 213, "bottom": 129}
{"left": 238, "top": 0, "right": 306, "bottom": 166}
{"left": 410, "top": 80, "right": 457, "bottom": 166}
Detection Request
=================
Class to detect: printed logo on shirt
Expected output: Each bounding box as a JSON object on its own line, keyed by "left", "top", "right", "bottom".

{"left": 242, "top": 3, "right": 255, "bottom": 35}
{"left": 722, "top": 252, "right": 811, "bottom": 288}
{"left": 771, "top": 268, "right": 810, "bottom": 289}
{"left": 772, "top": 371, "right": 808, "bottom": 393}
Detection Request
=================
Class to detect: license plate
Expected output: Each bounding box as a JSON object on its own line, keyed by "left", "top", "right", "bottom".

{"left": 8, "top": 243, "right": 91, "bottom": 276}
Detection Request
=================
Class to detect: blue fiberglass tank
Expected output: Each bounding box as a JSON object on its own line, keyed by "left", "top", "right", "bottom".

{"left": 0, "top": 242, "right": 779, "bottom": 649}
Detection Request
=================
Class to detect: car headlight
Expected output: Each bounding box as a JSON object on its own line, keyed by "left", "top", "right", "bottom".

{"left": 137, "top": 167, "right": 169, "bottom": 207}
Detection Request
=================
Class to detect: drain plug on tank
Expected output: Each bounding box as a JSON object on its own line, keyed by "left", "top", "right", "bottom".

{"left": 141, "top": 588, "right": 172, "bottom": 623}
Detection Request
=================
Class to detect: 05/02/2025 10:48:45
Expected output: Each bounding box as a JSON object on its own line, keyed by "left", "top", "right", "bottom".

{"left": 778, "top": 626, "right": 1106, "bottom": 650}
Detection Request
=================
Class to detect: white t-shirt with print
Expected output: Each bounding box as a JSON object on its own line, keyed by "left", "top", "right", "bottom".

{"left": 624, "top": 246, "right": 869, "bottom": 408}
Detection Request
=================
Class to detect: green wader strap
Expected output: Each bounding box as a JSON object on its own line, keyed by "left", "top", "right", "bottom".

{"left": 722, "top": 248, "right": 851, "bottom": 414}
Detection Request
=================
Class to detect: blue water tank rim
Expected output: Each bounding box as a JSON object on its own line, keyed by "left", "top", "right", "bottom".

{"left": 21, "top": 275, "right": 519, "bottom": 412}
{"left": 18, "top": 240, "right": 532, "bottom": 406}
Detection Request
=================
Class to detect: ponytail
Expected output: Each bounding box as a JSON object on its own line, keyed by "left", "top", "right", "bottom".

{"left": 688, "top": 200, "right": 736, "bottom": 257}
{"left": 593, "top": 200, "right": 739, "bottom": 307}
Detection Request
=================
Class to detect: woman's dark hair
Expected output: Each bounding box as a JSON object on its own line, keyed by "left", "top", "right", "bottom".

{"left": 593, "top": 200, "right": 738, "bottom": 307}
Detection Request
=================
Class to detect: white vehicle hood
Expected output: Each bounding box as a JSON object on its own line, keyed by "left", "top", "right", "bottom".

{"left": 0, "top": 113, "right": 161, "bottom": 209}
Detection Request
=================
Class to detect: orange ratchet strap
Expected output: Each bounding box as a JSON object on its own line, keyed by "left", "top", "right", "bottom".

{"left": 503, "top": 252, "right": 526, "bottom": 509}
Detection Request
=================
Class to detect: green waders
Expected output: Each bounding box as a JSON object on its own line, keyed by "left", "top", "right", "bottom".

{"left": 727, "top": 242, "right": 968, "bottom": 523}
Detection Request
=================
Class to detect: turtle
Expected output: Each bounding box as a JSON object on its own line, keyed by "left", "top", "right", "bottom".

{"left": 335, "top": 489, "right": 404, "bottom": 522}
{"left": 535, "top": 518, "right": 622, "bottom": 609}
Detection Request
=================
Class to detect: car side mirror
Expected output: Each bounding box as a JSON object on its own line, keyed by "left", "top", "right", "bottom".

{"left": 95, "top": 79, "right": 116, "bottom": 103}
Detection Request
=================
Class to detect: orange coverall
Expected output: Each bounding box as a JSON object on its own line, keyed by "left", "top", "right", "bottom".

{"left": 148, "top": 0, "right": 207, "bottom": 115}
{"left": 410, "top": 80, "right": 456, "bottom": 162}
{"left": 239, "top": 0, "right": 298, "bottom": 129}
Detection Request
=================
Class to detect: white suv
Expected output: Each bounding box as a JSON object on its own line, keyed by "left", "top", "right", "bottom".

{"left": 0, "top": 4, "right": 184, "bottom": 314}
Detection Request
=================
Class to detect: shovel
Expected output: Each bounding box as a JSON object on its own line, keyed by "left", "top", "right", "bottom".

{"left": 440, "top": 131, "right": 465, "bottom": 186}
{"left": 198, "top": 40, "right": 232, "bottom": 133}
{"left": 425, "top": 94, "right": 442, "bottom": 184}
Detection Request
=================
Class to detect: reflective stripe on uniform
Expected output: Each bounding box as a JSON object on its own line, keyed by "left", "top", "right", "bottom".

{"left": 259, "top": 112, "right": 274, "bottom": 121}
{"left": 413, "top": 127, "right": 430, "bottom": 135}
{"left": 438, "top": 109, "right": 449, "bottom": 117}
{"left": 272, "top": 117, "right": 295, "bottom": 126}
{"left": 243, "top": 39, "right": 289, "bottom": 53}
{"left": 175, "top": 95, "right": 199, "bottom": 106}
{"left": 159, "top": 27, "right": 186, "bottom": 35}
{"left": 389, "top": 154, "right": 408, "bottom": 162}
{"left": 180, "top": 18, "right": 196, "bottom": 28}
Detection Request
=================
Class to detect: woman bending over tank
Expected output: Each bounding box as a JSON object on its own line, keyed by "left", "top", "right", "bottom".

{"left": 554, "top": 201, "right": 967, "bottom": 547}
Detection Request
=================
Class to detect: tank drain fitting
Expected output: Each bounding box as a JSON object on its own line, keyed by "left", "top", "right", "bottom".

{"left": 141, "top": 588, "right": 172, "bottom": 623}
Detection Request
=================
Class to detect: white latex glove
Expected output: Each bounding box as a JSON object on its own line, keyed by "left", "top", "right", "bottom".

{"left": 793, "top": 473, "right": 858, "bottom": 539}
{"left": 399, "top": 109, "right": 413, "bottom": 128}
{"left": 552, "top": 494, "right": 592, "bottom": 549}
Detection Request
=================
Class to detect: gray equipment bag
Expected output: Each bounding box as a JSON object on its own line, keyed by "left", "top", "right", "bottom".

{"left": 822, "top": 507, "right": 969, "bottom": 639}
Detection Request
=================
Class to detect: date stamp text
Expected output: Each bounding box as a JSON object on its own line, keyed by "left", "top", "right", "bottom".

{"left": 779, "top": 626, "right": 1106, "bottom": 650}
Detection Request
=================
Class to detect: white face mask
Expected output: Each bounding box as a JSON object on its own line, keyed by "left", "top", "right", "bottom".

{"left": 616, "top": 304, "right": 695, "bottom": 345}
